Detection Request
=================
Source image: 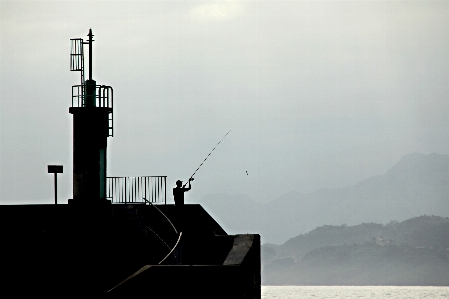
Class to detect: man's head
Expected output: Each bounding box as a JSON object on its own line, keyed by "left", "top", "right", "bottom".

{"left": 176, "top": 180, "right": 182, "bottom": 187}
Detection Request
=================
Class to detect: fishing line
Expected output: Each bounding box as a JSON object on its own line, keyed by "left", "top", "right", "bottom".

{"left": 145, "top": 199, "right": 178, "bottom": 234}
{"left": 183, "top": 130, "right": 231, "bottom": 187}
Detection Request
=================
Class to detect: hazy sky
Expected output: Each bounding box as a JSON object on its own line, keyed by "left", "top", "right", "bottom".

{"left": 1, "top": 0, "right": 448, "bottom": 204}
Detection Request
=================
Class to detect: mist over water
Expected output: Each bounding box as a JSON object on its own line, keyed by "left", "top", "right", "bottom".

{"left": 261, "top": 286, "right": 449, "bottom": 299}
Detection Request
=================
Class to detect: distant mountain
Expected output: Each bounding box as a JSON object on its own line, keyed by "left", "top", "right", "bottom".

{"left": 262, "top": 215, "right": 449, "bottom": 285}
{"left": 198, "top": 153, "right": 449, "bottom": 244}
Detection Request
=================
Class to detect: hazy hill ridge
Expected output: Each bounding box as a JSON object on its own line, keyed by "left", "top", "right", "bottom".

{"left": 262, "top": 215, "right": 449, "bottom": 285}
{"left": 198, "top": 153, "right": 449, "bottom": 244}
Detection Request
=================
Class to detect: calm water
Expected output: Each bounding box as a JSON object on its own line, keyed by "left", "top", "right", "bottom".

{"left": 261, "top": 286, "right": 449, "bottom": 299}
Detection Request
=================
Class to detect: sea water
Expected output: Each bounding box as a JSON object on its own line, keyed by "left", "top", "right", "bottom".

{"left": 261, "top": 286, "right": 449, "bottom": 299}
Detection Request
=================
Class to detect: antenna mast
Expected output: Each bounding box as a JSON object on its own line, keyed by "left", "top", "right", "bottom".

{"left": 87, "top": 29, "right": 94, "bottom": 80}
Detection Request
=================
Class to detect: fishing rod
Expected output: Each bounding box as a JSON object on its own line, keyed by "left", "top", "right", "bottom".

{"left": 183, "top": 130, "right": 231, "bottom": 187}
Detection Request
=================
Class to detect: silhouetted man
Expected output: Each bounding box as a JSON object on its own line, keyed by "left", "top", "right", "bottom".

{"left": 173, "top": 179, "right": 192, "bottom": 208}
{"left": 173, "top": 179, "right": 192, "bottom": 265}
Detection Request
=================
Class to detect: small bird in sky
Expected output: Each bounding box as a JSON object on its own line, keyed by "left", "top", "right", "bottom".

{"left": 246, "top": 171, "right": 248, "bottom": 176}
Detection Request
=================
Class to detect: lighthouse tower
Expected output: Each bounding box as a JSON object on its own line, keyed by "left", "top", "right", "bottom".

{"left": 69, "top": 29, "right": 113, "bottom": 203}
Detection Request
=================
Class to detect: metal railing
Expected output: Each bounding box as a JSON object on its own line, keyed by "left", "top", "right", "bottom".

{"left": 106, "top": 176, "right": 167, "bottom": 204}
{"left": 71, "top": 84, "right": 114, "bottom": 136}
{"left": 71, "top": 84, "right": 113, "bottom": 108}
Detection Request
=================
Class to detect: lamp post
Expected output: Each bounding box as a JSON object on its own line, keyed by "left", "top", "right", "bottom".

{"left": 48, "top": 165, "right": 63, "bottom": 204}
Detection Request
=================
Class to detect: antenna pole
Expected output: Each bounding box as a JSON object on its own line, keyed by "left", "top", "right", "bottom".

{"left": 87, "top": 29, "right": 94, "bottom": 80}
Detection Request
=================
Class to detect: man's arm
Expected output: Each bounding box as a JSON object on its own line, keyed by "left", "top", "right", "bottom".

{"left": 186, "top": 179, "right": 192, "bottom": 191}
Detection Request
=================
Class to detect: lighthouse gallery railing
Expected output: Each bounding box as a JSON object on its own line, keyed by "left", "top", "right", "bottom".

{"left": 107, "top": 176, "right": 167, "bottom": 204}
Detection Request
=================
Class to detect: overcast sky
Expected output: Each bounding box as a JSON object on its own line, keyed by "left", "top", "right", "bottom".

{"left": 1, "top": 0, "right": 448, "bottom": 204}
